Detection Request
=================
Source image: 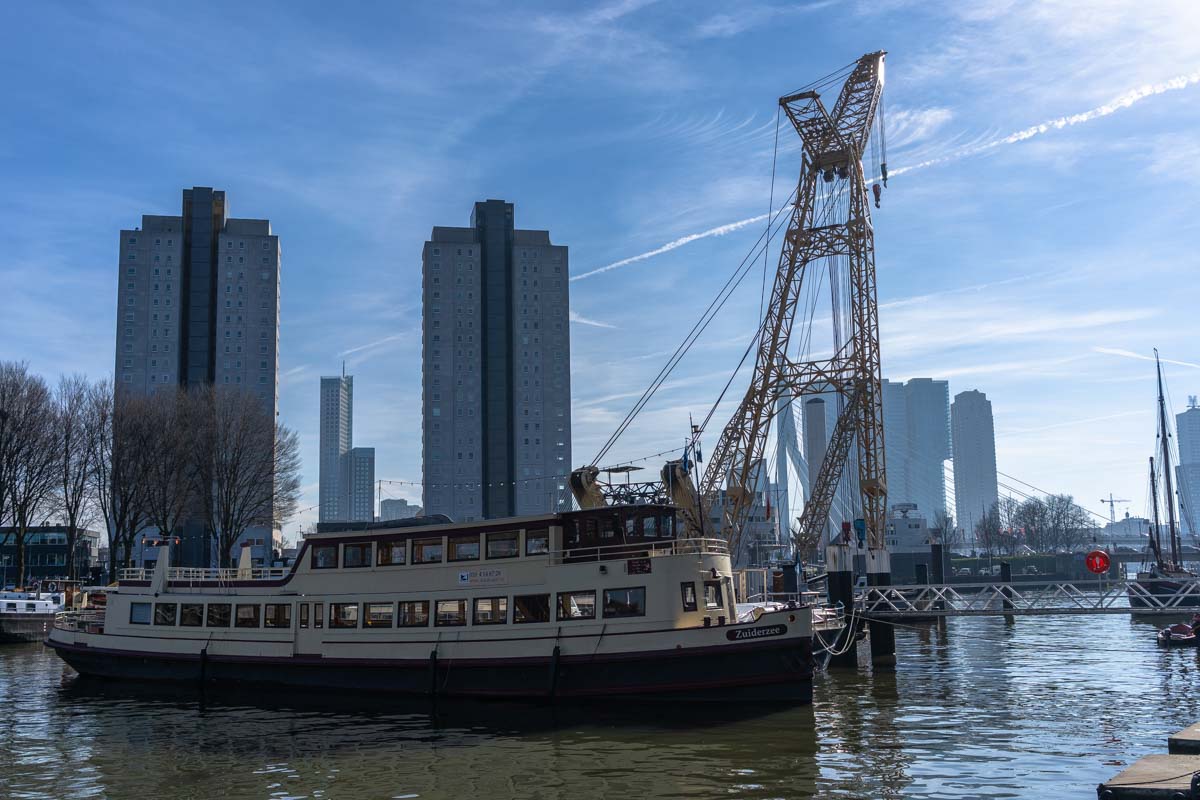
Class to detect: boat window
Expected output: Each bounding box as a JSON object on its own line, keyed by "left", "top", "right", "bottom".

{"left": 364, "top": 602, "right": 394, "bottom": 628}
{"left": 330, "top": 603, "right": 359, "bottom": 628}
{"left": 448, "top": 535, "right": 480, "bottom": 562}
{"left": 557, "top": 590, "right": 596, "bottom": 621}
{"left": 299, "top": 603, "right": 310, "bottom": 629}
{"left": 599, "top": 516, "right": 617, "bottom": 540}
{"left": 264, "top": 603, "right": 292, "bottom": 629}
{"left": 435, "top": 599, "right": 467, "bottom": 626}
{"left": 473, "top": 597, "right": 508, "bottom": 625}
{"left": 154, "top": 603, "right": 178, "bottom": 626}
{"left": 206, "top": 604, "right": 231, "bottom": 627}
{"left": 663, "top": 512, "right": 676, "bottom": 538}
{"left": 525, "top": 529, "right": 549, "bottom": 556}
{"left": 5, "top": 602, "right": 15, "bottom": 612}
{"left": 413, "top": 538, "right": 444, "bottom": 564}
{"left": 129, "top": 602, "right": 151, "bottom": 625}
{"left": 235, "top": 604, "right": 261, "bottom": 628}
{"left": 486, "top": 531, "right": 519, "bottom": 559}
{"left": 514, "top": 594, "right": 550, "bottom": 623}
{"left": 343, "top": 542, "right": 371, "bottom": 568}
{"left": 643, "top": 515, "right": 659, "bottom": 538}
{"left": 680, "top": 582, "right": 698, "bottom": 612}
{"left": 313, "top": 602, "right": 324, "bottom": 629}
{"left": 180, "top": 603, "right": 204, "bottom": 626}
{"left": 603, "top": 587, "right": 646, "bottom": 618}
{"left": 398, "top": 600, "right": 429, "bottom": 627}
{"left": 703, "top": 580, "right": 723, "bottom": 610}
{"left": 311, "top": 543, "right": 338, "bottom": 570}
{"left": 377, "top": 540, "right": 407, "bottom": 566}
{"left": 624, "top": 515, "right": 638, "bottom": 537}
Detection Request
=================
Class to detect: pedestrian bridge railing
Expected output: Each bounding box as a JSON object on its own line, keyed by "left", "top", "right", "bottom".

{"left": 859, "top": 580, "right": 1200, "bottom": 617}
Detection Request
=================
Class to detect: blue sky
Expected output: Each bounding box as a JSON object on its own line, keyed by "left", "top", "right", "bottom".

{"left": 2, "top": 1, "right": 1198, "bottom": 538}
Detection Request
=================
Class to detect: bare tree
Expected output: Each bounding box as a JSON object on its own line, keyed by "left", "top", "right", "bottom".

{"left": 194, "top": 388, "right": 302, "bottom": 568}
{"left": 141, "top": 388, "right": 196, "bottom": 554}
{"left": 0, "top": 363, "right": 59, "bottom": 587}
{"left": 89, "top": 382, "right": 151, "bottom": 577}
{"left": 931, "top": 508, "right": 958, "bottom": 551}
{"left": 55, "top": 375, "right": 95, "bottom": 580}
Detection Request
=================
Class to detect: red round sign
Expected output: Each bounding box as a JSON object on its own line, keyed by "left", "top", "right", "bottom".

{"left": 1086, "top": 550, "right": 1111, "bottom": 574}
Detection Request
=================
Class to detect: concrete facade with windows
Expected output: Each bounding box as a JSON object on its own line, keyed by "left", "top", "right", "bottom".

{"left": 421, "top": 200, "right": 571, "bottom": 522}
{"left": 347, "top": 446, "right": 376, "bottom": 522}
{"left": 1178, "top": 402, "right": 1200, "bottom": 536}
{"left": 380, "top": 498, "right": 422, "bottom": 520}
{"left": 0, "top": 527, "right": 103, "bottom": 586}
{"left": 117, "top": 188, "right": 281, "bottom": 567}
{"left": 116, "top": 188, "right": 280, "bottom": 412}
{"left": 882, "top": 378, "right": 952, "bottom": 522}
{"left": 951, "top": 389, "right": 1000, "bottom": 539}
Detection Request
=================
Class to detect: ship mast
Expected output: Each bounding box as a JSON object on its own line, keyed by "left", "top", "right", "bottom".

{"left": 1156, "top": 350, "right": 1182, "bottom": 568}
{"left": 1149, "top": 456, "right": 1165, "bottom": 569}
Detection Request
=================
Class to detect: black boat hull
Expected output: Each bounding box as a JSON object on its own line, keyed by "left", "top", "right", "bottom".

{"left": 46, "top": 636, "right": 815, "bottom": 704}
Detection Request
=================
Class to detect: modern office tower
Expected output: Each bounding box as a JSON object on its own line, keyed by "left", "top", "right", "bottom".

{"left": 881, "top": 378, "right": 951, "bottom": 520}
{"left": 319, "top": 375, "right": 354, "bottom": 522}
{"left": 346, "top": 447, "right": 376, "bottom": 522}
{"left": 380, "top": 498, "right": 422, "bottom": 520}
{"left": 1177, "top": 398, "right": 1200, "bottom": 536}
{"left": 116, "top": 187, "right": 281, "bottom": 566}
{"left": 421, "top": 199, "right": 571, "bottom": 522}
{"left": 951, "top": 389, "right": 1000, "bottom": 538}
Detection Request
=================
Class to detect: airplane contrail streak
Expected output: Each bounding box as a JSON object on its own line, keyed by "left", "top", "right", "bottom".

{"left": 571, "top": 70, "right": 1200, "bottom": 283}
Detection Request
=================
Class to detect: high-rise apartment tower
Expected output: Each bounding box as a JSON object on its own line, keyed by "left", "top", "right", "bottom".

{"left": 881, "top": 378, "right": 951, "bottom": 521}
{"left": 319, "top": 375, "right": 353, "bottom": 522}
{"left": 1177, "top": 399, "right": 1200, "bottom": 536}
{"left": 116, "top": 187, "right": 281, "bottom": 565}
{"left": 421, "top": 200, "right": 571, "bottom": 522}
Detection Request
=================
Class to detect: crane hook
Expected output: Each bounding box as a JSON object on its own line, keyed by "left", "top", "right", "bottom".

{"left": 872, "top": 183, "right": 882, "bottom": 209}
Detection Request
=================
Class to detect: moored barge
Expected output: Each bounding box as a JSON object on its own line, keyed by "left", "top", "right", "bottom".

{"left": 47, "top": 505, "right": 836, "bottom": 702}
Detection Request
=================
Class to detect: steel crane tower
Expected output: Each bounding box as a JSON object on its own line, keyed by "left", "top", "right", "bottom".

{"left": 699, "top": 52, "right": 889, "bottom": 570}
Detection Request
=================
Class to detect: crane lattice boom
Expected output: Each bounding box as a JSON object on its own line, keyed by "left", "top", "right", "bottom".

{"left": 698, "top": 51, "right": 889, "bottom": 557}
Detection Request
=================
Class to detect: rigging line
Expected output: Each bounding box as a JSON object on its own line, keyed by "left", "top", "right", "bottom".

{"left": 995, "top": 470, "right": 1110, "bottom": 522}
{"left": 593, "top": 188, "right": 798, "bottom": 464}
{"left": 592, "top": 190, "right": 794, "bottom": 463}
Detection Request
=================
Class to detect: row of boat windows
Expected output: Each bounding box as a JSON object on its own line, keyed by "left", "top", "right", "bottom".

{"left": 310, "top": 529, "right": 549, "bottom": 570}
{"left": 129, "top": 587, "right": 648, "bottom": 629}
{"left": 127, "top": 580, "right": 727, "bottom": 630}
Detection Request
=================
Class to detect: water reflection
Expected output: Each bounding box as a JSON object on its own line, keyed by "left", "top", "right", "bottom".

{"left": 4, "top": 613, "right": 1200, "bottom": 799}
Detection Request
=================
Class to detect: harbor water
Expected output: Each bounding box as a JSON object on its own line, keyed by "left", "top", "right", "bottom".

{"left": 3, "top": 614, "right": 1198, "bottom": 799}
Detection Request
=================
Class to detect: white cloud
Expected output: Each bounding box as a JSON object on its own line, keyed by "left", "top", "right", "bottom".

{"left": 1093, "top": 347, "right": 1200, "bottom": 370}
{"left": 569, "top": 310, "right": 617, "bottom": 329}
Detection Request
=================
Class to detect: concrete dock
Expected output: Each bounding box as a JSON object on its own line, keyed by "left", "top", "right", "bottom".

{"left": 1098, "top": 725, "right": 1200, "bottom": 798}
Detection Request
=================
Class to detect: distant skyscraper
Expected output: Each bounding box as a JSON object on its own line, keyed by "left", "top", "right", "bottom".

{"left": 117, "top": 187, "right": 281, "bottom": 566}
{"left": 421, "top": 199, "right": 571, "bottom": 521}
{"left": 346, "top": 447, "right": 376, "bottom": 522}
{"left": 951, "top": 389, "right": 999, "bottom": 536}
{"left": 380, "top": 498, "right": 422, "bottom": 520}
{"left": 799, "top": 389, "right": 859, "bottom": 541}
{"left": 319, "top": 375, "right": 353, "bottom": 522}
{"left": 319, "top": 374, "right": 379, "bottom": 523}
{"left": 882, "top": 378, "right": 951, "bottom": 520}
{"left": 1176, "top": 399, "right": 1200, "bottom": 536}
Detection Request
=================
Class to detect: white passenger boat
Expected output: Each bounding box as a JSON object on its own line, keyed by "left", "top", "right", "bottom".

{"left": 47, "top": 505, "right": 832, "bottom": 702}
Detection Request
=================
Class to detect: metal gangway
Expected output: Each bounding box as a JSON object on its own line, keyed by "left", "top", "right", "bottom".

{"left": 859, "top": 579, "right": 1200, "bottom": 618}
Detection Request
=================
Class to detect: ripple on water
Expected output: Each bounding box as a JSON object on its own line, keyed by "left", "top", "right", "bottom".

{"left": 2, "top": 615, "right": 1199, "bottom": 799}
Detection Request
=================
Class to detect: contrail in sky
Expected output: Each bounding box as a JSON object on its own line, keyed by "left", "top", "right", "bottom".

{"left": 572, "top": 70, "right": 1200, "bottom": 283}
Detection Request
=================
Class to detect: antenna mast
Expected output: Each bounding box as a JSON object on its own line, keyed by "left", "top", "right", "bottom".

{"left": 1156, "top": 350, "right": 1182, "bottom": 567}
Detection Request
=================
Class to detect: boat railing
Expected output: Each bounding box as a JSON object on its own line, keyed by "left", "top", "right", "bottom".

{"left": 53, "top": 609, "right": 106, "bottom": 634}
{"left": 117, "top": 566, "right": 290, "bottom": 583}
{"left": 549, "top": 537, "right": 729, "bottom": 565}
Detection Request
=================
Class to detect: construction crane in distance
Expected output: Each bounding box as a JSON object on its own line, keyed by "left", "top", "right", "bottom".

{"left": 1100, "top": 493, "right": 1129, "bottom": 524}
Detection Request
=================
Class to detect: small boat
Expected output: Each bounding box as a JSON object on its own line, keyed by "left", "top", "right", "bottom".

{"left": 0, "top": 590, "right": 65, "bottom": 643}
{"left": 1157, "top": 622, "right": 1198, "bottom": 647}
